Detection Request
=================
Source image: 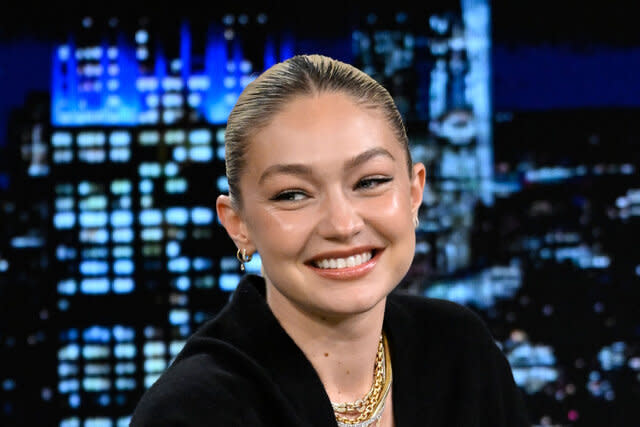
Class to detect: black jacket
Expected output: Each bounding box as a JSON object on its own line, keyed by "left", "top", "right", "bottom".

{"left": 131, "top": 274, "right": 530, "bottom": 426}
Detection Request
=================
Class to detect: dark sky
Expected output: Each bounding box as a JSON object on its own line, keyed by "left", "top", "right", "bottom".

{"left": 0, "top": 1, "right": 639, "bottom": 148}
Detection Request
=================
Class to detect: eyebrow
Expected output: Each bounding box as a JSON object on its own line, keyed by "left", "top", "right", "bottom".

{"left": 258, "top": 147, "right": 395, "bottom": 184}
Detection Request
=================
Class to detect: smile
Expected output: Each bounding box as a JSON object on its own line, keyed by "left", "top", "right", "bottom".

{"left": 314, "top": 251, "right": 373, "bottom": 269}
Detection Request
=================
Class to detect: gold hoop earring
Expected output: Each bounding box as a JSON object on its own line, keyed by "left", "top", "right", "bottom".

{"left": 237, "top": 248, "right": 253, "bottom": 271}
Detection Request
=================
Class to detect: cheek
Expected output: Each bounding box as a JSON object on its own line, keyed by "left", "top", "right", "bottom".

{"left": 246, "top": 207, "right": 312, "bottom": 255}
{"left": 362, "top": 190, "right": 413, "bottom": 236}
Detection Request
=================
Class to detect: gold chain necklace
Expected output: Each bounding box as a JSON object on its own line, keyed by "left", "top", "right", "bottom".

{"left": 331, "top": 334, "right": 392, "bottom": 427}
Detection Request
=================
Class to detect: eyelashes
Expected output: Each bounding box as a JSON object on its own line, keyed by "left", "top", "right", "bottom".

{"left": 270, "top": 176, "right": 393, "bottom": 203}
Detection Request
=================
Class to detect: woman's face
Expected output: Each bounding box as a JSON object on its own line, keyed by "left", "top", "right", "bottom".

{"left": 226, "top": 91, "right": 425, "bottom": 319}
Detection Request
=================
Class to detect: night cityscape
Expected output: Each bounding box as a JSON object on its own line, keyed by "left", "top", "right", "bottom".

{"left": 1, "top": 2, "right": 639, "bottom": 426}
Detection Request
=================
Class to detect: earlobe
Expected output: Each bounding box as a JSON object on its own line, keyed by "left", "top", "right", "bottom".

{"left": 216, "top": 195, "right": 255, "bottom": 252}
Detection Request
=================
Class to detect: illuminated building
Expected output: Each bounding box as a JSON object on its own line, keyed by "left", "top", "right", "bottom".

{"left": 0, "top": 92, "right": 55, "bottom": 424}
{"left": 48, "top": 15, "right": 288, "bottom": 425}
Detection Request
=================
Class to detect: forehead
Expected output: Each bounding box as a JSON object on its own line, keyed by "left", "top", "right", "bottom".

{"left": 244, "top": 92, "right": 401, "bottom": 170}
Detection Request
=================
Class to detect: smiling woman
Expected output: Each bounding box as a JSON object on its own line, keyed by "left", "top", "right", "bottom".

{"left": 130, "top": 55, "right": 531, "bottom": 427}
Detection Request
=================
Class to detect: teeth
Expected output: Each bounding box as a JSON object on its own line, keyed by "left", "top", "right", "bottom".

{"left": 314, "top": 251, "right": 373, "bottom": 269}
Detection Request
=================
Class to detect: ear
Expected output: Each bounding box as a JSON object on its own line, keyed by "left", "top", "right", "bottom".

{"left": 216, "top": 195, "right": 256, "bottom": 253}
{"left": 410, "top": 162, "right": 426, "bottom": 217}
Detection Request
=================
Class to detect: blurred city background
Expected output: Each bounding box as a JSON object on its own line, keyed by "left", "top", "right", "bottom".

{"left": 0, "top": 1, "right": 638, "bottom": 426}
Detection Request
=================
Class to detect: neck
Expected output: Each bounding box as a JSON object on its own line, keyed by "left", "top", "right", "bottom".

{"left": 265, "top": 284, "right": 386, "bottom": 404}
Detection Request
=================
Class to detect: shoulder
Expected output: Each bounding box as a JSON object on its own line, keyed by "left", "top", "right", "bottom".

{"left": 130, "top": 351, "right": 262, "bottom": 426}
{"left": 387, "top": 290, "right": 492, "bottom": 342}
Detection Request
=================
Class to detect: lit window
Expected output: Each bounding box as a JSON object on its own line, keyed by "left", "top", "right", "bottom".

{"left": 82, "top": 377, "right": 110, "bottom": 391}
{"left": 115, "top": 378, "right": 136, "bottom": 390}
{"left": 144, "top": 358, "right": 167, "bottom": 373}
{"left": 112, "top": 325, "right": 135, "bottom": 341}
{"left": 187, "top": 75, "right": 210, "bottom": 90}
{"left": 80, "top": 278, "right": 110, "bottom": 294}
{"left": 58, "top": 344, "right": 80, "bottom": 360}
{"left": 173, "top": 146, "right": 187, "bottom": 161}
{"left": 52, "top": 132, "right": 72, "bottom": 147}
{"left": 164, "top": 130, "right": 185, "bottom": 145}
{"left": 114, "top": 343, "right": 136, "bottom": 359}
{"left": 141, "top": 228, "right": 163, "bottom": 241}
{"left": 164, "top": 162, "right": 178, "bottom": 176}
{"left": 139, "top": 131, "right": 159, "bottom": 145}
{"left": 165, "top": 207, "right": 189, "bottom": 225}
{"left": 165, "top": 178, "right": 187, "bottom": 193}
{"left": 168, "top": 257, "right": 189, "bottom": 273}
{"left": 80, "top": 212, "right": 108, "bottom": 227}
{"left": 143, "top": 341, "right": 166, "bottom": 357}
{"left": 112, "top": 246, "right": 133, "bottom": 258}
{"left": 113, "top": 278, "right": 135, "bottom": 294}
{"left": 139, "top": 179, "right": 154, "bottom": 194}
{"left": 191, "top": 207, "right": 213, "bottom": 224}
{"left": 114, "top": 362, "right": 136, "bottom": 375}
{"left": 54, "top": 212, "right": 76, "bottom": 229}
{"left": 220, "top": 274, "right": 240, "bottom": 291}
{"left": 112, "top": 228, "right": 134, "bottom": 243}
{"left": 79, "top": 229, "right": 109, "bottom": 244}
{"left": 55, "top": 197, "right": 74, "bottom": 210}
{"left": 53, "top": 149, "right": 73, "bottom": 163}
{"left": 77, "top": 132, "right": 106, "bottom": 147}
{"left": 80, "top": 260, "right": 109, "bottom": 276}
{"left": 187, "top": 93, "right": 202, "bottom": 107}
{"left": 189, "top": 146, "right": 213, "bottom": 161}
{"left": 111, "top": 179, "right": 131, "bottom": 194}
{"left": 110, "top": 210, "right": 133, "bottom": 227}
{"left": 58, "top": 279, "right": 77, "bottom": 295}
{"left": 58, "top": 379, "right": 80, "bottom": 394}
{"left": 139, "top": 162, "right": 162, "bottom": 177}
{"left": 140, "top": 210, "right": 162, "bottom": 225}
{"left": 114, "top": 259, "right": 134, "bottom": 275}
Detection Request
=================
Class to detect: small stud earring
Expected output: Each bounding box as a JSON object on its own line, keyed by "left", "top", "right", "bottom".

{"left": 237, "top": 248, "right": 253, "bottom": 271}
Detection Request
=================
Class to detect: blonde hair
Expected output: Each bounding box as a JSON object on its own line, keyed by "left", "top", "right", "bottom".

{"left": 224, "top": 54, "right": 412, "bottom": 208}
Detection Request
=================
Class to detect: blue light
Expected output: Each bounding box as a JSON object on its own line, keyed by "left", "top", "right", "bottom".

{"left": 110, "top": 210, "right": 133, "bottom": 227}
{"left": 112, "top": 228, "right": 134, "bottom": 243}
{"left": 140, "top": 209, "right": 162, "bottom": 226}
{"left": 189, "top": 146, "right": 213, "bottom": 161}
{"left": 112, "top": 325, "right": 135, "bottom": 342}
{"left": 174, "top": 276, "right": 190, "bottom": 291}
{"left": 83, "top": 326, "right": 111, "bottom": 343}
{"left": 220, "top": 274, "right": 240, "bottom": 291}
{"left": 79, "top": 212, "right": 108, "bottom": 227}
{"left": 166, "top": 241, "right": 180, "bottom": 257}
{"left": 54, "top": 212, "right": 76, "bottom": 229}
{"left": 114, "top": 343, "right": 136, "bottom": 358}
{"left": 192, "top": 257, "right": 212, "bottom": 271}
{"left": 52, "top": 132, "right": 72, "bottom": 146}
{"left": 191, "top": 207, "right": 213, "bottom": 224}
{"left": 168, "top": 257, "right": 189, "bottom": 273}
{"left": 80, "top": 261, "right": 109, "bottom": 276}
{"left": 165, "top": 207, "right": 189, "bottom": 225}
{"left": 58, "top": 279, "right": 77, "bottom": 295}
{"left": 169, "top": 309, "right": 190, "bottom": 325}
{"left": 113, "top": 259, "right": 134, "bottom": 275}
{"left": 81, "top": 278, "right": 110, "bottom": 294}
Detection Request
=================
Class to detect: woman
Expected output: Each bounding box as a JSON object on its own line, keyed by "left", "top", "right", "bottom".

{"left": 131, "top": 54, "right": 530, "bottom": 426}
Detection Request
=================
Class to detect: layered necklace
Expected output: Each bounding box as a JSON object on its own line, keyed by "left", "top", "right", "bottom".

{"left": 331, "top": 333, "right": 392, "bottom": 427}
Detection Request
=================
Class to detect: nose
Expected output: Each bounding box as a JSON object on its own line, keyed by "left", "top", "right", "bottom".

{"left": 317, "top": 189, "right": 364, "bottom": 241}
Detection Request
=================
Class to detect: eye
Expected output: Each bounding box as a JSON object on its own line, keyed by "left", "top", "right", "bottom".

{"left": 356, "top": 176, "right": 393, "bottom": 190}
{"left": 271, "top": 190, "right": 308, "bottom": 202}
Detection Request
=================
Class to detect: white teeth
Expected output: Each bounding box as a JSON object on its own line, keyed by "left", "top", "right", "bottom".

{"left": 314, "top": 251, "right": 373, "bottom": 269}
